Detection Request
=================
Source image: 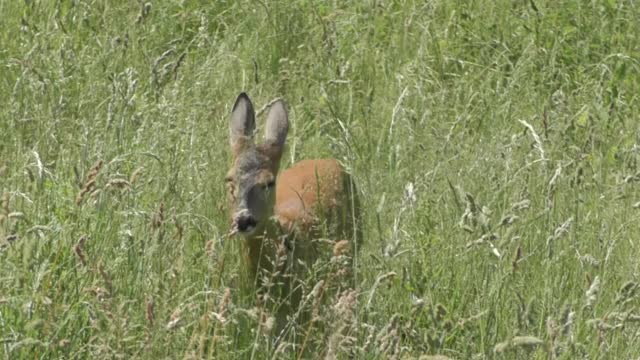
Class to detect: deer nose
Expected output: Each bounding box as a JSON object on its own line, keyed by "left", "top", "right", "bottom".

{"left": 236, "top": 214, "right": 257, "bottom": 232}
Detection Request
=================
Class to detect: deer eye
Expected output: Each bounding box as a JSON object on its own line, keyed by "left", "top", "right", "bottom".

{"left": 262, "top": 180, "right": 276, "bottom": 191}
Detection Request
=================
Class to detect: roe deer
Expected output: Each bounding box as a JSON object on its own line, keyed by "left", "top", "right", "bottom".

{"left": 225, "top": 93, "right": 359, "bottom": 309}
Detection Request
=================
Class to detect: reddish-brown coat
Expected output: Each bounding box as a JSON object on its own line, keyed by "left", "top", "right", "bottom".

{"left": 241, "top": 158, "right": 355, "bottom": 278}
{"left": 275, "top": 158, "right": 347, "bottom": 233}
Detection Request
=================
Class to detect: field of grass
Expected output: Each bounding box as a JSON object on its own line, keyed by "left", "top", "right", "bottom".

{"left": 2, "top": 0, "right": 640, "bottom": 358}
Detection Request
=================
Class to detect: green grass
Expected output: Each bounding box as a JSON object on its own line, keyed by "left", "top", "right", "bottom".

{"left": 2, "top": 0, "right": 640, "bottom": 358}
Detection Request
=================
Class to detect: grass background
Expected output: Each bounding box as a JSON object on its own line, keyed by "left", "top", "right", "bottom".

{"left": 1, "top": 0, "right": 640, "bottom": 358}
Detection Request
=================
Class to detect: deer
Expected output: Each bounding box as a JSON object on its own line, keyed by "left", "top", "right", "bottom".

{"left": 224, "top": 92, "right": 359, "bottom": 319}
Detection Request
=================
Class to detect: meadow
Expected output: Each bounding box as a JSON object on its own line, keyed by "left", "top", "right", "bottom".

{"left": 1, "top": 0, "right": 640, "bottom": 358}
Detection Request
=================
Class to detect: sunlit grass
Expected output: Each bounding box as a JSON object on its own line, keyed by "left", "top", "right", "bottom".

{"left": 1, "top": 1, "right": 640, "bottom": 358}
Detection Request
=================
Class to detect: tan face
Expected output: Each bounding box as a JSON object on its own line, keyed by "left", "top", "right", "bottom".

{"left": 226, "top": 93, "right": 288, "bottom": 236}
{"left": 226, "top": 147, "right": 277, "bottom": 235}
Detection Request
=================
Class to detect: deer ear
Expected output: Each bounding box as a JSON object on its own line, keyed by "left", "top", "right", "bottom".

{"left": 229, "top": 93, "right": 256, "bottom": 155}
{"left": 263, "top": 100, "right": 289, "bottom": 153}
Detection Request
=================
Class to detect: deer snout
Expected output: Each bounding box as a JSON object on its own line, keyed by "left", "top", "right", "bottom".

{"left": 233, "top": 210, "right": 258, "bottom": 234}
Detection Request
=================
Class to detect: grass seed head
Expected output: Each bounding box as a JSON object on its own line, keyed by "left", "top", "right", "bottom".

{"left": 510, "top": 199, "right": 531, "bottom": 212}
{"left": 152, "top": 202, "right": 165, "bottom": 229}
{"left": 8, "top": 212, "right": 24, "bottom": 220}
{"left": 76, "top": 160, "right": 104, "bottom": 205}
{"left": 106, "top": 178, "right": 132, "bottom": 190}
{"left": 332, "top": 239, "right": 350, "bottom": 257}
{"left": 511, "top": 336, "right": 543, "bottom": 348}
{"left": 73, "top": 235, "right": 88, "bottom": 266}
{"left": 166, "top": 308, "right": 182, "bottom": 330}
{"left": 218, "top": 287, "right": 231, "bottom": 320}
{"left": 333, "top": 289, "right": 357, "bottom": 321}
{"left": 129, "top": 167, "right": 144, "bottom": 184}
{"left": 306, "top": 280, "right": 326, "bottom": 304}
{"left": 1, "top": 192, "right": 8, "bottom": 212}
{"left": 615, "top": 281, "right": 638, "bottom": 305}
{"left": 584, "top": 275, "right": 601, "bottom": 311}
{"left": 259, "top": 314, "right": 275, "bottom": 335}
{"left": 146, "top": 296, "right": 154, "bottom": 326}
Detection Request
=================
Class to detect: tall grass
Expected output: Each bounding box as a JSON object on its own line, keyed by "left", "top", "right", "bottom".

{"left": 1, "top": 0, "right": 640, "bottom": 358}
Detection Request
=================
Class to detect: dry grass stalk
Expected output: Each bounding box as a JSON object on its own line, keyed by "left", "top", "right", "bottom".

{"left": 105, "top": 178, "right": 131, "bottom": 190}
{"left": 205, "top": 239, "right": 217, "bottom": 259}
{"left": 8, "top": 212, "right": 24, "bottom": 220}
{"left": 512, "top": 245, "right": 523, "bottom": 272}
{"left": 366, "top": 272, "right": 397, "bottom": 312}
{"left": 259, "top": 313, "right": 275, "bottom": 335}
{"left": 494, "top": 335, "right": 543, "bottom": 353}
{"left": 546, "top": 317, "right": 560, "bottom": 358}
{"left": 457, "top": 310, "right": 488, "bottom": 328}
{"left": 500, "top": 214, "right": 519, "bottom": 227}
{"left": 563, "top": 309, "right": 575, "bottom": 337}
{"left": 333, "top": 289, "right": 357, "bottom": 320}
{"left": 172, "top": 212, "right": 184, "bottom": 241}
{"left": 84, "top": 286, "right": 110, "bottom": 302}
{"left": 212, "top": 287, "right": 231, "bottom": 325}
{"left": 97, "top": 261, "right": 113, "bottom": 294}
{"left": 607, "top": 312, "right": 640, "bottom": 323}
{"left": 274, "top": 240, "right": 288, "bottom": 275}
{"left": 255, "top": 96, "right": 285, "bottom": 116}
{"left": 296, "top": 279, "right": 329, "bottom": 358}
{"left": 307, "top": 280, "right": 327, "bottom": 321}
{"left": 74, "top": 235, "right": 88, "bottom": 266}
{"left": 1, "top": 192, "right": 10, "bottom": 215}
{"left": 129, "top": 167, "right": 144, "bottom": 185}
{"left": 88, "top": 188, "right": 101, "bottom": 201}
{"left": 166, "top": 308, "right": 182, "bottom": 330}
{"left": 325, "top": 289, "right": 358, "bottom": 359}
{"left": 546, "top": 217, "right": 573, "bottom": 258}
{"left": 584, "top": 275, "right": 601, "bottom": 311}
{"left": 511, "top": 199, "right": 531, "bottom": 212}
{"left": 76, "top": 160, "right": 104, "bottom": 205}
{"left": 578, "top": 254, "right": 600, "bottom": 268}
{"left": 146, "top": 296, "right": 154, "bottom": 326}
{"left": 375, "top": 313, "right": 402, "bottom": 359}
{"left": 152, "top": 202, "right": 165, "bottom": 229}
{"left": 519, "top": 119, "right": 546, "bottom": 161}
{"left": 546, "top": 162, "right": 563, "bottom": 209}
{"left": 136, "top": 2, "right": 152, "bottom": 24}
{"left": 614, "top": 281, "right": 638, "bottom": 305}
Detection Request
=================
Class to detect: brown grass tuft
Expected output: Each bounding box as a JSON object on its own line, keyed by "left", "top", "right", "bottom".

{"left": 146, "top": 296, "right": 154, "bottom": 326}
{"left": 152, "top": 202, "right": 165, "bottom": 229}
{"left": 76, "top": 160, "right": 104, "bottom": 205}
{"left": 73, "top": 235, "right": 88, "bottom": 266}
